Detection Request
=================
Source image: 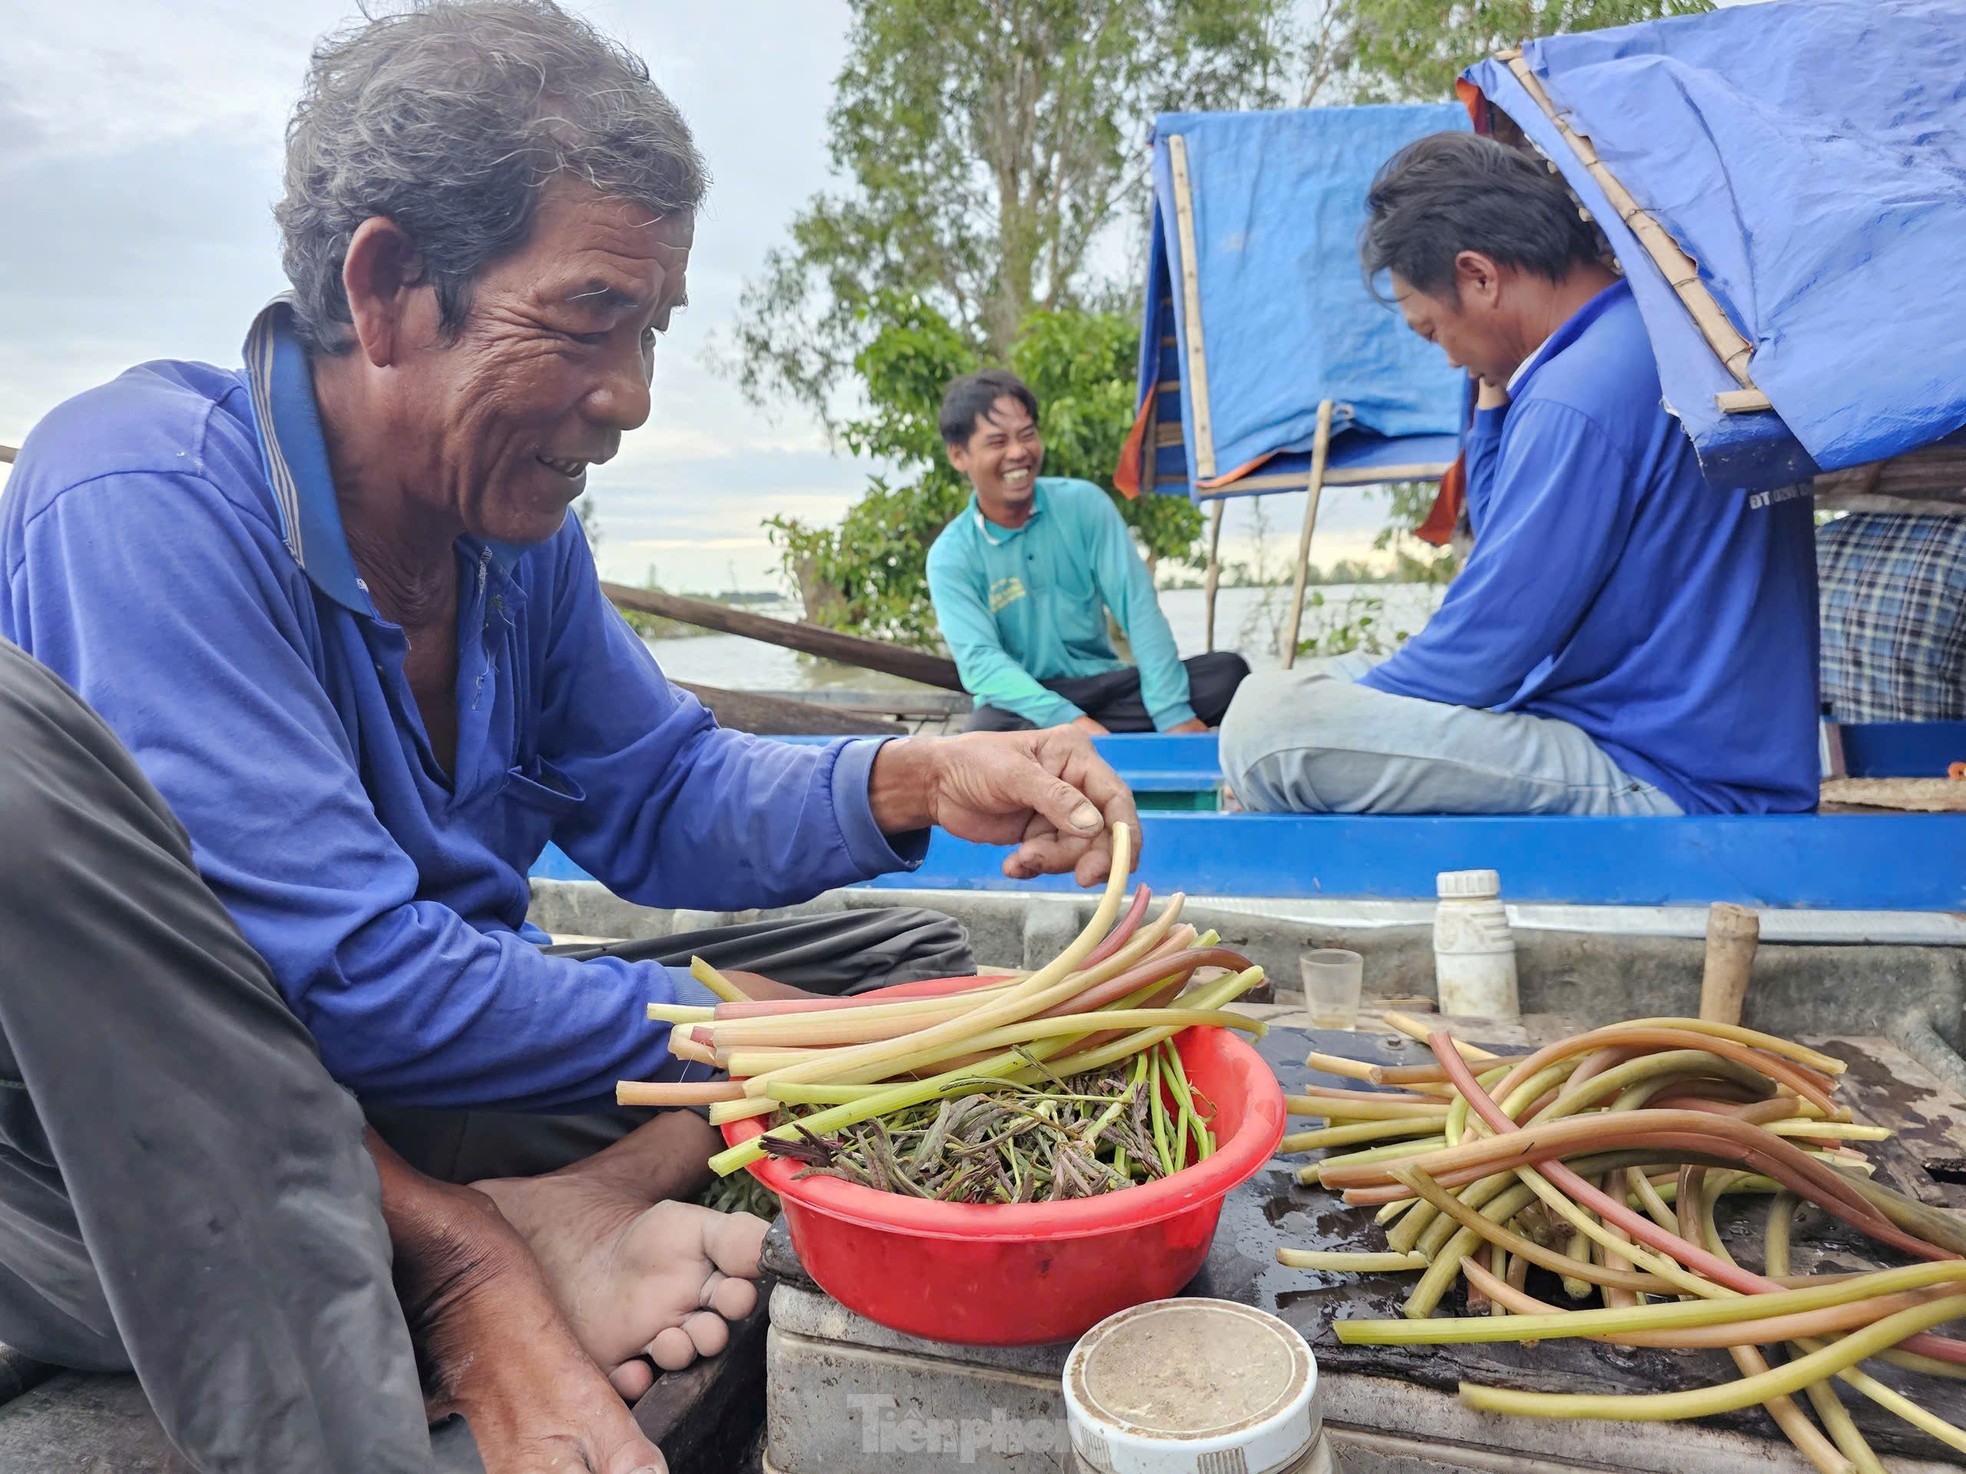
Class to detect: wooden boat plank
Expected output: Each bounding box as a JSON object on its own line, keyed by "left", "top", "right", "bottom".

{"left": 603, "top": 583, "right": 961, "bottom": 691}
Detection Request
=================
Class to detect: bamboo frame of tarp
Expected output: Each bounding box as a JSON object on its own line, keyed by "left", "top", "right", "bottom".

{"left": 1184, "top": 444, "right": 1456, "bottom": 654}
{"left": 0, "top": 444, "right": 17, "bottom": 464}
{"left": 1203, "top": 500, "right": 1225, "bottom": 652}
{"left": 1280, "top": 400, "right": 1337, "bottom": 671}
{"left": 1166, "top": 133, "right": 1217, "bottom": 481}
{"left": 1498, "top": 49, "right": 1762, "bottom": 406}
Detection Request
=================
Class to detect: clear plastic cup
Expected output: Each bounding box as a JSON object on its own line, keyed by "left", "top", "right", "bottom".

{"left": 1301, "top": 949, "right": 1364, "bottom": 1030}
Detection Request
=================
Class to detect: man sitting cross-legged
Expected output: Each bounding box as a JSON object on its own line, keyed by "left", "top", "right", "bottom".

{"left": 928, "top": 369, "right": 1250, "bottom": 736}
{"left": 1221, "top": 133, "right": 1818, "bottom": 817}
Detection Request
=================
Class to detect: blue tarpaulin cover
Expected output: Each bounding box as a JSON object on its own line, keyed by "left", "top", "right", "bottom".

{"left": 1119, "top": 104, "right": 1469, "bottom": 503}
{"left": 1464, "top": 0, "right": 1966, "bottom": 491}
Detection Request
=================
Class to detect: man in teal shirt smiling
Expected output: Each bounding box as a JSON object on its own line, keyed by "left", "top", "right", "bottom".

{"left": 928, "top": 370, "right": 1249, "bottom": 734}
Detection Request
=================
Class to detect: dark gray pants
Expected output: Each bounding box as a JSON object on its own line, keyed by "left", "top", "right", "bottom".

{"left": 966, "top": 650, "right": 1251, "bottom": 732}
{"left": 0, "top": 640, "right": 972, "bottom": 1467}
{"left": 368, "top": 910, "right": 973, "bottom": 1183}
{"left": 0, "top": 641, "right": 432, "bottom": 1471}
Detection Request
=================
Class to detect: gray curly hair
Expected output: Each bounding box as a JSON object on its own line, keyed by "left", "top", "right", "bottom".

{"left": 275, "top": 0, "right": 708, "bottom": 353}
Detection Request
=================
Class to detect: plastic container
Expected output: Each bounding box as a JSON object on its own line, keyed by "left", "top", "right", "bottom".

{"left": 1300, "top": 949, "right": 1364, "bottom": 1030}
{"left": 722, "top": 1001, "right": 1287, "bottom": 1346}
{"left": 1064, "top": 1298, "right": 1338, "bottom": 1474}
{"left": 1433, "top": 869, "right": 1519, "bottom": 1019}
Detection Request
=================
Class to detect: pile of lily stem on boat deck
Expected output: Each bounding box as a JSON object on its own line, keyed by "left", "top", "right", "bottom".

{"left": 1278, "top": 1014, "right": 1966, "bottom": 1472}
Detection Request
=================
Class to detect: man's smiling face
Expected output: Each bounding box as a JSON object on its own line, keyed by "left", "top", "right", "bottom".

{"left": 387, "top": 179, "right": 693, "bottom": 547}
{"left": 947, "top": 395, "right": 1045, "bottom": 525}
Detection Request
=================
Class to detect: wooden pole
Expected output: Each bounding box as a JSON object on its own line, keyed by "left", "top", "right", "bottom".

{"left": 674, "top": 682, "right": 907, "bottom": 737}
{"left": 1166, "top": 134, "right": 1217, "bottom": 482}
{"left": 601, "top": 582, "right": 962, "bottom": 691}
{"left": 1203, "top": 498, "right": 1225, "bottom": 653}
{"left": 1280, "top": 400, "right": 1336, "bottom": 671}
{"left": 1698, "top": 902, "right": 1761, "bottom": 1027}
{"left": 0, "top": 444, "right": 18, "bottom": 464}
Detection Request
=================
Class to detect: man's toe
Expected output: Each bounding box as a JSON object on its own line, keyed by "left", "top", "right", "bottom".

{"left": 649, "top": 1325, "right": 698, "bottom": 1371}
{"left": 609, "top": 1359, "right": 656, "bottom": 1402}
{"left": 708, "top": 1273, "right": 758, "bottom": 1321}
{"left": 700, "top": 1209, "right": 768, "bottom": 1278}
{"left": 681, "top": 1309, "right": 730, "bottom": 1359}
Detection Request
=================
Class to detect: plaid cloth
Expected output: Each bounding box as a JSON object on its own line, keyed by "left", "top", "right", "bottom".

{"left": 1818, "top": 512, "right": 1966, "bottom": 721}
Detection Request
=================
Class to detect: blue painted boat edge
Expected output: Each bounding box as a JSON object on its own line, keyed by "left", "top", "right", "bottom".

{"left": 756, "top": 725, "right": 1966, "bottom": 782}
{"left": 533, "top": 811, "right": 1966, "bottom": 911}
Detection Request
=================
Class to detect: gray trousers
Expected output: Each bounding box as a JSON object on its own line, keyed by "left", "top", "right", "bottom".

{"left": 0, "top": 641, "right": 431, "bottom": 1470}
{"left": 1221, "top": 655, "right": 1682, "bottom": 816}
{"left": 0, "top": 640, "right": 971, "bottom": 1468}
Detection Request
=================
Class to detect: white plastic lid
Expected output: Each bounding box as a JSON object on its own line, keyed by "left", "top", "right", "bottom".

{"left": 1063, "top": 1299, "right": 1320, "bottom": 1474}
{"left": 1436, "top": 868, "right": 1502, "bottom": 900}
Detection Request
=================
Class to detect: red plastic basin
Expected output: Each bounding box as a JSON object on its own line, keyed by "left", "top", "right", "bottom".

{"left": 722, "top": 991, "right": 1286, "bottom": 1346}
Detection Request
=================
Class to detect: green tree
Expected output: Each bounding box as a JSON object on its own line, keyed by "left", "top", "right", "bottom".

{"left": 1344, "top": 0, "right": 1711, "bottom": 103}
{"left": 728, "top": 0, "right": 1304, "bottom": 423}
{"left": 734, "top": 1, "right": 1298, "bottom": 645}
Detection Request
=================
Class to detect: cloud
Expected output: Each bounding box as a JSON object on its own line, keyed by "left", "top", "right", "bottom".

{"left": 0, "top": 1, "right": 876, "bottom": 573}
{"left": 0, "top": 77, "right": 44, "bottom": 154}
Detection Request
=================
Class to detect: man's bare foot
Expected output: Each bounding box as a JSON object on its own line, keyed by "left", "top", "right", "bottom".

{"left": 477, "top": 1113, "right": 770, "bottom": 1400}
{"left": 373, "top": 1137, "right": 666, "bottom": 1473}
{"left": 433, "top": 1252, "right": 668, "bottom": 1474}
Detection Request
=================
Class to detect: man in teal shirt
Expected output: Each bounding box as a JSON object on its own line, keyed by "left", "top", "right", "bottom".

{"left": 928, "top": 370, "right": 1249, "bottom": 733}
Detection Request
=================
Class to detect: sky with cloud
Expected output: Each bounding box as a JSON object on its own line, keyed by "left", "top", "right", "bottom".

{"left": 0, "top": 1, "right": 1456, "bottom": 594}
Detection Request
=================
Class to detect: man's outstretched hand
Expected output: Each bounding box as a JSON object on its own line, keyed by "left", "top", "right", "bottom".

{"left": 869, "top": 728, "right": 1140, "bottom": 886}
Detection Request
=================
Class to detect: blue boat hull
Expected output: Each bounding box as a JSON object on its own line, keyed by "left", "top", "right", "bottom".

{"left": 530, "top": 729, "right": 1966, "bottom": 910}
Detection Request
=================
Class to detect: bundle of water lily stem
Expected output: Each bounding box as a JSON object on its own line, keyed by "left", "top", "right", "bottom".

{"left": 1280, "top": 1015, "right": 1966, "bottom": 1471}
{"left": 617, "top": 824, "right": 1268, "bottom": 1199}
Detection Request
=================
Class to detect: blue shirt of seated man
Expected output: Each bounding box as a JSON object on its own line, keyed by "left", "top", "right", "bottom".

{"left": 1221, "top": 133, "right": 1817, "bottom": 817}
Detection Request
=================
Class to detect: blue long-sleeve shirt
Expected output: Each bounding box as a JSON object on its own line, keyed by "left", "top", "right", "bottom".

{"left": 0, "top": 302, "right": 924, "bottom": 1111}
{"left": 926, "top": 478, "right": 1196, "bottom": 729}
{"left": 1362, "top": 281, "right": 1818, "bottom": 815}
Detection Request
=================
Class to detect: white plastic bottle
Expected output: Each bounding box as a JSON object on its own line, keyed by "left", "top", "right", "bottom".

{"left": 1433, "top": 868, "right": 1519, "bottom": 1019}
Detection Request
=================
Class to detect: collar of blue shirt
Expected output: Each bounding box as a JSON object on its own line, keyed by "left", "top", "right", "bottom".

{"left": 970, "top": 485, "right": 1047, "bottom": 546}
{"left": 241, "top": 297, "right": 526, "bottom": 619}
{"left": 1504, "top": 278, "right": 1631, "bottom": 401}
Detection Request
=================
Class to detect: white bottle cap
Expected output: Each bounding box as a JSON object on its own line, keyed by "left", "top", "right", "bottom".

{"left": 1436, "top": 868, "right": 1501, "bottom": 900}
{"left": 1063, "top": 1299, "right": 1319, "bottom": 1474}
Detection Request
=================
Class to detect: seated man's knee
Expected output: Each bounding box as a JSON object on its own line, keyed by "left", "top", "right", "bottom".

{"left": 1220, "top": 670, "right": 1382, "bottom": 813}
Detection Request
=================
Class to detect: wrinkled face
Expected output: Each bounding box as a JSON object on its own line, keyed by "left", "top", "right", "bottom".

{"left": 947, "top": 396, "right": 1044, "bottom": 521}
{"left": 395, "top": 180, "right": 692, "bottom": 546}
{"left": 1391, "top": 262, "right": 1515, "bottom": 390}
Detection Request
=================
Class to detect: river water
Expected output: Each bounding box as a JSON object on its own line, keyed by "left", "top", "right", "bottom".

{"left": 639, "top": 582, "right": 1445, "bottom": 693}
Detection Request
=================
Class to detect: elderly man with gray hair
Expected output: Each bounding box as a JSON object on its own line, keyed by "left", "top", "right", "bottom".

{"left": 0, "top": 3, "right": 1136, "bottom": 1470}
